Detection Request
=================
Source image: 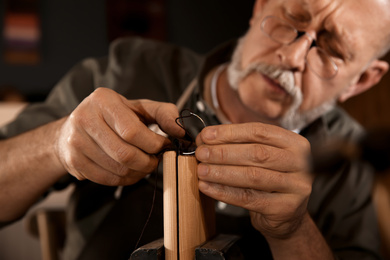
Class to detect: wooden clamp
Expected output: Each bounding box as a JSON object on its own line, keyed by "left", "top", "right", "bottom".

{"left": 163, "top": 151, "right": 216, "bottom": 260}
{"left": 130, "top": 150, "right": 243, "bottom": 260}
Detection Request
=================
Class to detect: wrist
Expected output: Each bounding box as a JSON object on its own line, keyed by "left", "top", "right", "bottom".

{"left": 264, "top": 211, "right": 310, "bottom": 242}
{"left": 50, "top": 117, "right": 70, "bottom": 178}
{"left": 264, "top": 212, "right": 335, "bottom": 260}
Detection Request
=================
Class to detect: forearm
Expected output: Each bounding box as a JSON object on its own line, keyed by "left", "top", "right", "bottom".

{"left": 266, "top": 212, "right": 335, "bottom": 260}
{"left": 0, "top": 118, "right": 68, "bottom": 222}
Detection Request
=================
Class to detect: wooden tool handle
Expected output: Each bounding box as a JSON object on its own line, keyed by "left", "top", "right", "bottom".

{"left": 163, "top": 151, "right": 215, "bottom": 260}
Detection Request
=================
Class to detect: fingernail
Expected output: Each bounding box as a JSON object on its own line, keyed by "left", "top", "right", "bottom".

{"left": 197, "top": 164, "right": 209, "bottom": 176}
{"left": 204, "top": 128, "right": 216, "bottom": 140}
{"left": 197, "top": 147, "right": 210, "bottom": 161}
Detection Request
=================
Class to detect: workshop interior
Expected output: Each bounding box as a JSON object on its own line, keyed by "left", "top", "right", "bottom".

{"left": 1, "top": 0, "right": 390, "bottom": 260}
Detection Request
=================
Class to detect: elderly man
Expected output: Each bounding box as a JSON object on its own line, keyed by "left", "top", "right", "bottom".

{"left": 1, "top": 0, "right": 389, "bottom": 259}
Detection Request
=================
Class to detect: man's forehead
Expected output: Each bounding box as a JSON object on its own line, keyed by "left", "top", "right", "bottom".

{"left": 282, "top": 0, "right": 390, "bottom": 18}
{"left": 278, "top": 0, "right": 390, "bottom": 58}
{"left": 281, "top": 0, "right": 330, "bottom": 15}
{"left": 280, "top": 0, "right": 389, "bottom": 36}
{"left": 280, "top": 0, "right": 345, "bottom": 32}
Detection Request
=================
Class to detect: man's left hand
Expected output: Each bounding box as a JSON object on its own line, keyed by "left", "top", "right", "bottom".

{"left": 195, "top": 123, "right": 313, "bottom": 239}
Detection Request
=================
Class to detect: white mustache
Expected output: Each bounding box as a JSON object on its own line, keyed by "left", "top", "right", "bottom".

{"left": 241, "top": 63, "right": 298, "bottom": 97}
{"left": 226, "top": 36, "right": 335, "bottom": 130}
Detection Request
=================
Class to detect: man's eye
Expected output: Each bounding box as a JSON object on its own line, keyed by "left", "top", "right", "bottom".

{"left": 318, "top": 38, "right": 345, "bottom": 61}
{"left": 327, "top": 47, "right": 344, "bottom": 60}
{"left": 271, "top": 25, "right": 296, "bottom": 42}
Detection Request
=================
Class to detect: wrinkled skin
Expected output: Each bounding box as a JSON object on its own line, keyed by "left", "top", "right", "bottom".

{"left": 56, "top": 88, "right": 184, "bottom": 186}
{"left": 196, "top": 123, "right": 312, "bottom": 239}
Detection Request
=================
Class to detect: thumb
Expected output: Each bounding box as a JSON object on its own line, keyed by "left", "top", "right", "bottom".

{"left": 127, "top": 99, "right": 185, "bottom": 138}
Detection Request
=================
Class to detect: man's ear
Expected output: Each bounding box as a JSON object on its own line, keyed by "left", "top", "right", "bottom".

{"left": 338, "top": 59, "right": 389, "bottom": 102}
{"left": 250, "top": 0, "right": 268, "bottom": 26}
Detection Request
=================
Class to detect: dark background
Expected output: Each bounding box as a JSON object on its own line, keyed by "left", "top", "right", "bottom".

{"left": 0, "top": 0, "right": 254, "bottom": 100}
{"left": 0, "top": 0, "right": 389, "bottom": 128}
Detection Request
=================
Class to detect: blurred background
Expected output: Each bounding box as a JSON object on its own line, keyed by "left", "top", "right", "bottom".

{"left": 0, "top": 0, "right": 254, "bottom": 101}
{"left": 0, "top": 1, "right": 255, "bottom": 259}
{"left": 1, "top": 0, "right": 389, "bottom": 128}
{"left": 0, "top": 0, "right": 390, "bottom": 260}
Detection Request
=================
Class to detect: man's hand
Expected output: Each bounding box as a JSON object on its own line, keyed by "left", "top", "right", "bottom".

{"left": 195, "top": 123, "right": 312, "bottom": 239}
{"left": 56, "top": 88, "right": 184, "bottom": 186}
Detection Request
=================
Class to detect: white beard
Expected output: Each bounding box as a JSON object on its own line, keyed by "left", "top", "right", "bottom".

{"left": 226, "top": 36, "right": 336, "bottom": 131}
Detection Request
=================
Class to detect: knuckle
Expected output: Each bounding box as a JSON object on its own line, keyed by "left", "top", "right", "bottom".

{"left": 246, "top": 167, "right": 262, "bottom": 186}
{"left": 226, "top": 125, "right": 235, "bottom": 140}
{"left": 149, "top": 158, "right": 159, "bottom": 172}
{"left": 246, "top": 167, "right": 284, "bottom": 190}
{"left": 142, "top": 157, "right": 159, "bottom": 173}
{"left": 240, "top": 188, "right": 255, "bottom": 207}
{"left": 120, "top": 127, "right": 137, "bottom": 142}
{"left": 91, "top": 87, "right": 110, "bottom": 99}
{"left": 252, "top": 145, "right": 270, "bottom": 163}
{"left": 70, "top": 110, "right": 92, "bottom": 129}
{"left": 251, "top": 123, "right": 270, "bottom": 141}
{"left": 87, "top": 89, "right": 105, "bottom": 107}
{"left": 69, "top": 111, "right": 81, "bottom": 126}
{"left": 88, "top": 88, "right": 118, "bottom": 112}
{"left": 67, "top": 159, "right": 85, "bottom": 180}
{"left": 211, "top": 166, "right": 223, "bottom": 181}
{"left": 149, "top": 137, "right": 166, "bottom": 154}
{"left": 116, "top": 147, "right": 136, "bottom": 165}
{"left": 218, "top": 146, "right": 228, "bottom": 162}
{"left": 116, "top": 164, "right": 131, "bottom": 177}
{"left": 66, "top": 132, "right": 83, "bottom": 150}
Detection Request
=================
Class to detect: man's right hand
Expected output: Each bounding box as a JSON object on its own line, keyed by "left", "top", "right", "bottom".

{"left": 55, "top": 87, "right": 184, "bottom": 186}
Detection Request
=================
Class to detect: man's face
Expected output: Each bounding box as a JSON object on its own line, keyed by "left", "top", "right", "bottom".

{"left": 228, "top": 0, "right": 389, "bottom": 129}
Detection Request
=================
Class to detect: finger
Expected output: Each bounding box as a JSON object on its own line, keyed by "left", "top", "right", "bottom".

{"left": 69, "top": 153, "right": 146, "bottom": 186}
{"left": 99, "top": 100, "right": 173, "bottom": 154}
{"left": 199, "top": 181, "right": 297, "bottom": 215}
{"left": 76, "top": 114, "right": 161, "bottom": 172}
{"left": 75, "top": 128, "right": 159, "bottom": 176}
{"left": 126, "top": 99, "right": 185, "bottom": 138}
{"left": 197, "top": 164, "right": 300, "bottom": 193}
{"left": 196, "top": 143, "right": 305, "bottom": 172}
{"left": 196, "top": 123, "right": 305, "bottom": 149}
{"left": 86, "top": 145, "right": 159, "bottom": 177}
{"left": 85, "top": 89, "right": 175, "bottom": 154}
{"left": 64, "top": 134, "right": 149, "bottom": 186}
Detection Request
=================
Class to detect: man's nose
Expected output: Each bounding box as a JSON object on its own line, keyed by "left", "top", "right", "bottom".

{"left": 275, "top": 34, "right": 313, "bottom": 73}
